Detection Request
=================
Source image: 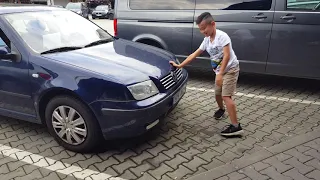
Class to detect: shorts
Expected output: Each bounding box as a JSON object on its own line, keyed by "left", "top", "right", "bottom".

{"left": 215, "top": 65, "right": 240, "bottom": 97}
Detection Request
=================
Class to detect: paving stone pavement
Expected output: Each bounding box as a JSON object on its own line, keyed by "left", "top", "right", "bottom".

{"left": 0, "top": 69, "right": 319, "bottom": 180}
{"left": 187, "top": 127, "right": 320, "bottom": 180}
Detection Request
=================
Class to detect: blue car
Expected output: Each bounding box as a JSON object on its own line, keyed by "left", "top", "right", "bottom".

{"left": 0, "top": 6, "right": 188, "bottom": 152}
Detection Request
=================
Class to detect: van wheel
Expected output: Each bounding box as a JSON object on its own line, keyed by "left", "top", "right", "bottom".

{"left": 45, "top": 96, "right": 102, "bottom": 153}
{"left": 138, "top": 39, "right": 163, "bottom": 49}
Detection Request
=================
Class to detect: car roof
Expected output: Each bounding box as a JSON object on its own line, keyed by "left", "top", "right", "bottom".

{"left": 0, "top": 6, "right": 65, "bottom": 15}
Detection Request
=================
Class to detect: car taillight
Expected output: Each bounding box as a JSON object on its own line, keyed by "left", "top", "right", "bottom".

{"left": 113, "top": 19, "right": 117, "bottom": 36}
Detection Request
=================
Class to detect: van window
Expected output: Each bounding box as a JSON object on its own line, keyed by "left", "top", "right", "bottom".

{"left": 129, "top": 0, "right": 195, "bottom": 10}
{"left": 286, "top": 0, "right": 320, "bottom": 11}
{"left": 196, "top": 0, "right": 272, "bottom": 10}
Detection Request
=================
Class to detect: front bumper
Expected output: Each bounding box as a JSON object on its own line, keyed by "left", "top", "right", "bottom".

{"left": 90, "top": 69, "right": 188, "bottom": 140}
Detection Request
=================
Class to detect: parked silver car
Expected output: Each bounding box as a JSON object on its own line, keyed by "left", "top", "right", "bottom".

{"left": 66, "top": 2, "right": 89, "bottom": 19}
{"left": 92, "top": 5, "right": 112, "bottom": 19}
{"left": 113, "top": 0, "right": 320, "bottom": 80}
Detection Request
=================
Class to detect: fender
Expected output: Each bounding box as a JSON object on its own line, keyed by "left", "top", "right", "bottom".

{"left": 132, "top": 34, "right": 168, "bottom": 50}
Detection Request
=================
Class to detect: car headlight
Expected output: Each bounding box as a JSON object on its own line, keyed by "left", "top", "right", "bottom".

{"left": 127, "top": 80, "right": 159, "bottom": 100}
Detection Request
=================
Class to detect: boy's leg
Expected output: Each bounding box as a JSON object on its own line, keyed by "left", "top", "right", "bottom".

{"left": 220, "top": 66, "right": 244, "bottom": 136}
{"left": 222, "top": 96, "right": 238, "bottom": 125}
{"left": 214, "top": 82, "right": 225, "bottom": 119}
{"left": 216, "top": 95, "right": 224, "bottom": 110}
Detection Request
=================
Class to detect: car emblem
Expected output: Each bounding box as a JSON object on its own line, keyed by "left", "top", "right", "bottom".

{"left": 171, "top": 71, "right": 177, "bottom": 82}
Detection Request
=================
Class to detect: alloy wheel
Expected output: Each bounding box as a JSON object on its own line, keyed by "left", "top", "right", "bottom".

{"left": 51, "top": 106, "right": 87, "bottom": 145}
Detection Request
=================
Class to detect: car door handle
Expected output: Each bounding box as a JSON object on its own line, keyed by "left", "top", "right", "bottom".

{"left": 252, "top": 15, "right": 267, "bottom": 19}
{"left": 280, "top": 15, "right": 296, "bottom": 20}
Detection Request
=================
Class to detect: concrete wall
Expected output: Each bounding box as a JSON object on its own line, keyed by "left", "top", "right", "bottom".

{"left": 0, "top": 2, "right": 45, "bottom": 5}
{"left": 52, "top": 0, "right": 69, "bottom": 7}
{"left": 0, "top": 0, "right": 70, "bottom": 7}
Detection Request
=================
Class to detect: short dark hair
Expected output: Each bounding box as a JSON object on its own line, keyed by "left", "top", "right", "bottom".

{"left": 196, "top": 12, "right": 215, "bottom": 25}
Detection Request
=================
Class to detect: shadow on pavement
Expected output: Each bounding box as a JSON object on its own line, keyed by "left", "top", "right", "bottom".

{"left": 93, "top": 121, "right": 166, "bottom": 153}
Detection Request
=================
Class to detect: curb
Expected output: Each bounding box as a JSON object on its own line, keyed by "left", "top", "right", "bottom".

{"left": 186, "top": 127, "right": 320, "bottom": 180}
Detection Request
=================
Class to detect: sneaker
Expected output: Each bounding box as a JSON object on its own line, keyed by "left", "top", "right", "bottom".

{"left": 221, "top": 124, "right": 244, "bottom": 136}
{"left": 214, "top": 108, "right": 225, "bottom": 120}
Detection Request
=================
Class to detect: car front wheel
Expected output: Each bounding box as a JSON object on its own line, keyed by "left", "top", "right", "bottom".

{"left": 45, "top": 96, "right": 102, "bottom": 153}
{"left": 109, "top": 14, "right": 114, "bottom": 20}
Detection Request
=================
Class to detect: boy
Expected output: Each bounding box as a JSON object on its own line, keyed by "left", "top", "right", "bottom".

{"left": 169, "top": 12, "right": 244, "bottom": 136}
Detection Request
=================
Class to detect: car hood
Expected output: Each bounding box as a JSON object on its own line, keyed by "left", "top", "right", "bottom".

{"left": 43, "top": 39, "right": 175, "bottom": 85}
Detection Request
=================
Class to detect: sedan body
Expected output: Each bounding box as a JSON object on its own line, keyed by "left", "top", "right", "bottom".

{"left": 0, "top": 6, "right": 188, "bottom": 152}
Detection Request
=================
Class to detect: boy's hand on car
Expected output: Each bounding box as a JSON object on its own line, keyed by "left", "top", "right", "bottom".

{"left": 169, "top": 61, "right": 181, "bottom": 68}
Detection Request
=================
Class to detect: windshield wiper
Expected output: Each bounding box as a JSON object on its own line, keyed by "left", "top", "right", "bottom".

{"left": 84, "top": 38, "right": 113, "bottom": 48}
{"left": 40, "top": 46, "right": 83, "bottom": 55}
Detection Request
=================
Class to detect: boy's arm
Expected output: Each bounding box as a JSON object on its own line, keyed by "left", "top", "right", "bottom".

{"left": 218, "top": 44, "right": 231, "bottom": 74}
{"left": 178, "top": 48, "right": 203, "bottom": 68}
{"left": 170, "top": 48, "right": 203, "bottom": 68}
{"left": 216, "top": 33, "right": 232, "bottom": 87}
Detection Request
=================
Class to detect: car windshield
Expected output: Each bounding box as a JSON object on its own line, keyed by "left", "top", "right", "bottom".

{"left": 96, "top": 5, "right": 108, "bottom": 10}
{"left": 66, "top": 3, "right": 81, "bottom": 9}
{"left": 3, "top": 10, "right": 112, "bottom": 54}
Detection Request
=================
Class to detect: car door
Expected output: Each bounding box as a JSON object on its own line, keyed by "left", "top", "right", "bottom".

{"left": 116, "top": 0, "right": 196, "bottom": 61}
{"left": 266, "top": 0, "right": 320, "bottom": 79}
{"left": 0, "top": 27, "right": 35, "bottom": 120}
{"left": 192, "top": 0, "right": 275, "bottom": 73}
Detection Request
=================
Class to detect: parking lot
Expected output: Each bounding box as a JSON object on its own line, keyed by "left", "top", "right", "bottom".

{"left": 0, "top": 19, "right": 319, "bottom": 180}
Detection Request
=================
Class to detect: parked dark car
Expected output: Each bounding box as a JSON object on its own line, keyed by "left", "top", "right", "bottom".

{"left": 0, "top": 6, "right": 187, "bottom": 152}
{"left": 66, "top": 2, "right": 89, "bottom": 19}
{"left": 92, "top": 5, "right": 111, "bottom": 19}
{"left": 114, "top": 0, "right": 320, "bottom": 80}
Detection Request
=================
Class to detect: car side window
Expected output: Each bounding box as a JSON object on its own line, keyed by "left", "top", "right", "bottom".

{"left": 195, "top": 0, "right": 272, "bottom": 10}
{"left": 129, "top": 0, "right": 196, "bottom": 10}
{"left": 0, "top": 38, "right": 6, "bottom": 47}
{"left": 0, "top": 29, "right": 10, "bottom": 48}
{"left": 286, "top": 0, "right": 320, "bottom": 11}
{"left": 0, "top": 28, "right": 21, "bottom": 62}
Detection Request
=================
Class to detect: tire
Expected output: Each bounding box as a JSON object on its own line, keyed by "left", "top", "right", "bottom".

{"left": 138, "top": 39, "right": 163, "bottom": 49}
{"left": 45, "top": 96, "right": 102, "bottom": 153}
{"left": 109, "top": 14, "right": 114, "bottom": 20}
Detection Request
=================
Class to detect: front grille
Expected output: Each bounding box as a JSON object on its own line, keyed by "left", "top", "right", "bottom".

{"left": 160, "top": 68, "right": 183, "bottom": 90}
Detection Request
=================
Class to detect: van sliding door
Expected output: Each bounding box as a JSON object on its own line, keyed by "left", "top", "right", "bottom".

{"left": 191, "top": 0, "right": 275, "bottom": 73}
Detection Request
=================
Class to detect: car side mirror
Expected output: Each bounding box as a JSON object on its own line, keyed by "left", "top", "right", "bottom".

{"left": 0, "top": 46, "right": 20, "bottom": 62}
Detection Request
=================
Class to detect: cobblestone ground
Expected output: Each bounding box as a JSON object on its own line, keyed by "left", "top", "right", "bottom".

{"left": 216, "top": 138, "right": 320, "bottom": 180}
{"left": 187, "top": 128, "right": 320, "bottom": 180}
{"left": 0, "top": 69, "right": 319, "bottom": 180}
